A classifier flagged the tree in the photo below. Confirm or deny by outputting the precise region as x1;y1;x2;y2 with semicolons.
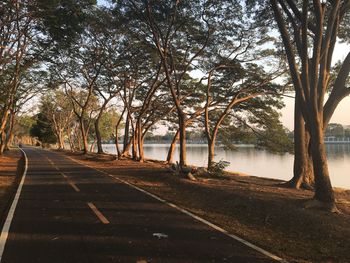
114;0;243;170
30;112;57;145
269;0;350;210
40;90;74;149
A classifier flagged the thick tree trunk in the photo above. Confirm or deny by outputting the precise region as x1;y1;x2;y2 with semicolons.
4;111;15;151
94;117;104;154
122;137;132;157
166;129;179;163
310;124;335;204
289;99;314;189
178;113;187;167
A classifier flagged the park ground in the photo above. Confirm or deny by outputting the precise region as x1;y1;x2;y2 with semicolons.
1;148;350;262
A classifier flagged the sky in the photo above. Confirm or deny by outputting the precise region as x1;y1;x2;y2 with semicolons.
281;42;350;130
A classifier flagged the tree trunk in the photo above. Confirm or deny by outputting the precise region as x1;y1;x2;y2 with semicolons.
79;118;88;154
289;99;314;189
137;121;144;162
178;113;187;167
139;136;145;162
207;138;215;169
132;129;138;160
309;123;335;204
90;138;96;153
68;132;75;152
115;108;125;159
94;117;104;154
115;125;121;158
166;129;179;163
0;131;6;155
123;116;130;152
4;111;15;151
122;138;132;157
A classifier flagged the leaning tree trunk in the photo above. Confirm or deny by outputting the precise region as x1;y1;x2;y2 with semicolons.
94;117;104;154
309;121;335;207
166;129;179;163
178;112;187;167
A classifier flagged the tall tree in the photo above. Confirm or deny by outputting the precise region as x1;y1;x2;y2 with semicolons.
269;0;350;210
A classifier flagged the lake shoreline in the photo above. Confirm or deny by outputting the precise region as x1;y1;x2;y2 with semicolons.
57;148;350;263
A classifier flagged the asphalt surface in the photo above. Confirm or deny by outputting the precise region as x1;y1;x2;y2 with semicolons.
0;147;281;263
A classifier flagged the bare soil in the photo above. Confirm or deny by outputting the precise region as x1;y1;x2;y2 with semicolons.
0;149;22;228
57;150;350;263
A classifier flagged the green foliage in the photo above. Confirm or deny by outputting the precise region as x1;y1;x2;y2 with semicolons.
98;108;121;141
255;112;293;153
31;0;97;47
208;160;230;176
325;123;346;138
15;115;36;138
30;112;57;144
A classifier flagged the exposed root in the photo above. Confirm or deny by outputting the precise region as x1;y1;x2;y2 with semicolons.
303;199;341;214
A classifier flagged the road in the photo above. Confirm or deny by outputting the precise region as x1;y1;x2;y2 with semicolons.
0;147;285;263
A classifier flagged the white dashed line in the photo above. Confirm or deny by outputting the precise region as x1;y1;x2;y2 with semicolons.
87;202;110;224
61;173;80;192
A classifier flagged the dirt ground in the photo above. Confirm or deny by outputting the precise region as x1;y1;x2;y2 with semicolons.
0;149;21;228
60;150;350;263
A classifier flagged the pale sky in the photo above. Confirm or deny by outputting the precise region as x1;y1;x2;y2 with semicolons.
281;96;350;131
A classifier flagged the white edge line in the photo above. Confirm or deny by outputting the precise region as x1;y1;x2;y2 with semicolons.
64;154;289;263
0;148;28;262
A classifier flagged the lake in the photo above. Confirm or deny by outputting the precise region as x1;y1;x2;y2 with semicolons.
102;143;350;189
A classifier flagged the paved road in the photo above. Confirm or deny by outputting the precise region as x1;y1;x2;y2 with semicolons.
0;147;282;262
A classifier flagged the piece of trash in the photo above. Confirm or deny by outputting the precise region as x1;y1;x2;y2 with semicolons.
136;260;148;263
152;233;168;239
51;237;59;241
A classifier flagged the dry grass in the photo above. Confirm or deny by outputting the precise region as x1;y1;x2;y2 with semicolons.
0;149;21;226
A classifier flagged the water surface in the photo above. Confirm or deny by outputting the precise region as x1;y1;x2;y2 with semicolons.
102;144;350;189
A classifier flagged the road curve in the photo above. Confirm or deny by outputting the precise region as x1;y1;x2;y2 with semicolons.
0;147;283;263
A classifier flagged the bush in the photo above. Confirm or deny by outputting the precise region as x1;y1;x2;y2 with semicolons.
208;160;230;176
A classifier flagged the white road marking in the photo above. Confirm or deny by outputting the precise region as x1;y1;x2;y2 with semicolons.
64;154;288;263
60;173;80;192
0;148;29;262
87;202;110;224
